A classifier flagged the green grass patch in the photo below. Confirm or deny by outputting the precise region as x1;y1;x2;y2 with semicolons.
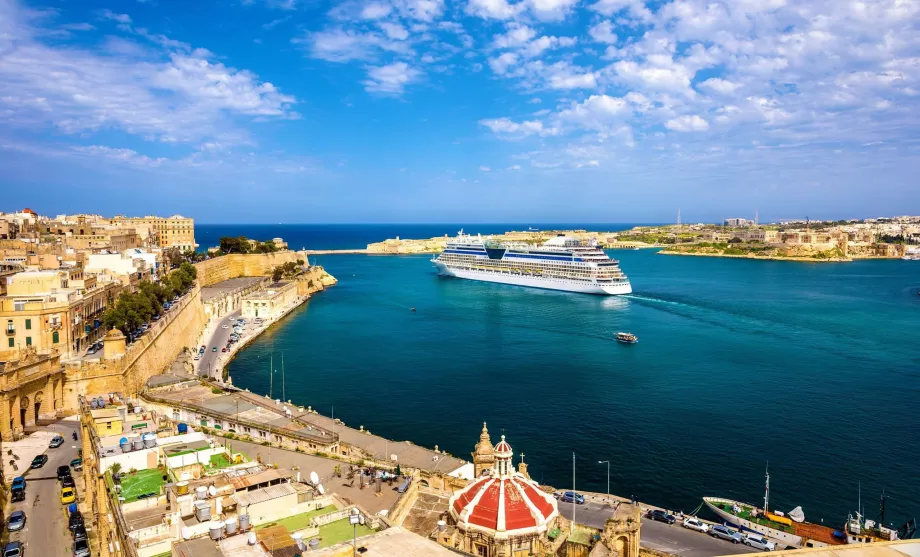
315;519;375;548
254;505;338;533
208;453;232;470
119;469;166;503
164;449;196;457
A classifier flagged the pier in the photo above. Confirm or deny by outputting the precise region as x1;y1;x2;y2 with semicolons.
304;249;368;255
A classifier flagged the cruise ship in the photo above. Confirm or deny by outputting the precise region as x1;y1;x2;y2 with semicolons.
431;231;632;295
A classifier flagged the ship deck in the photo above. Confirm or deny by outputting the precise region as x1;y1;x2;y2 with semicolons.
710;501;796;534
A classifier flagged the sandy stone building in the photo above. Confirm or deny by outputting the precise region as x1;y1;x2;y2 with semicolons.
0;350;66;440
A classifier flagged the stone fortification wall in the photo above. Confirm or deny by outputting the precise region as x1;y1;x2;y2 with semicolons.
295;265;338;296
195;251;310;287
63;285;207;408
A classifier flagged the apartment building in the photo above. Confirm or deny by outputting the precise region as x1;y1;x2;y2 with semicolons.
1;269;119;360
102;215;196;252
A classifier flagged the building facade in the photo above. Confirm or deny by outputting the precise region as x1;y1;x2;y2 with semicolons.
102;215;196;252
1;269;119;360
241;281;298;319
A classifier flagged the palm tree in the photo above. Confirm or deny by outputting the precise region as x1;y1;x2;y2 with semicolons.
110;462;122;483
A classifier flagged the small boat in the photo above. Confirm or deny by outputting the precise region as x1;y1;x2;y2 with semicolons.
410;307;416;312
616;332;638;344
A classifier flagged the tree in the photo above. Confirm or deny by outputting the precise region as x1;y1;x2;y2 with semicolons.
219;236;250;254
164;248;184;269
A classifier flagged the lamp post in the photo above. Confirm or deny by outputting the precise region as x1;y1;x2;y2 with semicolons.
598;460;610;505
349;508;360;556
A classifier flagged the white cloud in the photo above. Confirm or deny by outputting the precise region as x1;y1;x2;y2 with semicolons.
0;6;296;146
479;117;558;137
361;2;393;19
665;114;709;132
479;165;491;171
379;22;409;40
60;22;95;31
363;61;421;94
262;16;291;30
489;52;519;75
588;20;617;44
493;23;537;49
698;77;741;95
527;0;579;21
522;35;577;57
466;0;523;19
299;28;410;62
507;164;521;170
100;9;131;24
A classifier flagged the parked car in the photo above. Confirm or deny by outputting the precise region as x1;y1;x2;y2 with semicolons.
58;465;72;481
221;325;229;329
69;511;85;531
743;533;776;551
10;477;25;502
3;541;23;557
682;517;709;533
61;486;76;504
194;354;201;361
221;347;228;352
62;476;76;489
200;345;206;351
72;525;88;542
647;509;676;524
87;346;97;355
70;458;83;471
558;491;585;504
73;538;91;557
710;524;743;544
7;511;26;532
49;435;65;448
212;347;218;352
30;454;48;468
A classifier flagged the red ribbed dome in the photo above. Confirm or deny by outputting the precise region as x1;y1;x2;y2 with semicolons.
494;435;512;454
449;474;558;538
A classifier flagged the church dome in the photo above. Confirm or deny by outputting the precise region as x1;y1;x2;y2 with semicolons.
449;435;557;540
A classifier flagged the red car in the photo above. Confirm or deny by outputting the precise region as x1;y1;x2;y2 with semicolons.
221;347;227;352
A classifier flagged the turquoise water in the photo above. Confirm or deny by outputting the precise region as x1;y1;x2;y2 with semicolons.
228;247;920;528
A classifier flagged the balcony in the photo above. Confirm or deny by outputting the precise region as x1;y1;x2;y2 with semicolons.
5;327;14;336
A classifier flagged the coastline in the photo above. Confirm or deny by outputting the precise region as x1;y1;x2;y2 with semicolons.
657;250;852;263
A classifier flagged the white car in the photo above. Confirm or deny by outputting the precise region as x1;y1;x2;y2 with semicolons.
194;354;201;361
743;534;776;551
221;325;229;329
682;517;710;533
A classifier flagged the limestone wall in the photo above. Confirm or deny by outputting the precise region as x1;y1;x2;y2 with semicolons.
63;285;207;407
296;265;338;296
195;251;310;287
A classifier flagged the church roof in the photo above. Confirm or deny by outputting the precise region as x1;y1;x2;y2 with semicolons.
449;473;558;539
494;435;512;454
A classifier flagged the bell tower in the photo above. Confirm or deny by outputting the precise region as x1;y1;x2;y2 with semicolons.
471;422;495;477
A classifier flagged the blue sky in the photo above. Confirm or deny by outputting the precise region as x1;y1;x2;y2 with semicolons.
1;0;918;223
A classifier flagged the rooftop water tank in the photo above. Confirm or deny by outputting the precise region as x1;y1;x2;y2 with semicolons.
131;438;144;451
177;423;188;434
308;538;320;549
176;481;189;495
238;514;250;531
181;527;192;540
292;533;304;550
195;486;208;500
120;440;131;453
438;520;446;532
142;433;157;448
194;501;211;523
208;521;225;541
208;485;217;497
247;532;257;546
225;517;238;535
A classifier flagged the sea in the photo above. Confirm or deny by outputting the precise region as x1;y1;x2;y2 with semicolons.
206;224;920;529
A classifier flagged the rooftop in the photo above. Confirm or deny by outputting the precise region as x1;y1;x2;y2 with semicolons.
172;537;225;557
310;526;459;556
201;277;265;303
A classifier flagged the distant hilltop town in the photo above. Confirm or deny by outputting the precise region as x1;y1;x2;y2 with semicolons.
366;215;920;262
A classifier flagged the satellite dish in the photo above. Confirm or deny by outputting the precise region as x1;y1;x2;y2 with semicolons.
317;484;325;495
310;471;319;485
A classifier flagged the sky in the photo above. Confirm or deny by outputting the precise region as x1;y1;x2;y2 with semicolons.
0;0;918;224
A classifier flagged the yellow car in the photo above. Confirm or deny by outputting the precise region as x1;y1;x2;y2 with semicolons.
61;486;76;504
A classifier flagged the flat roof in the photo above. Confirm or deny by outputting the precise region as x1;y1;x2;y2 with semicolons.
201;277;265;302
172;537;224;557
310;526;459;556
232;483;296;507
91;408;121;419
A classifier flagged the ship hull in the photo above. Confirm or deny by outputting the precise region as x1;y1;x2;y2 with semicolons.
704;498;806;548
433;262;632;295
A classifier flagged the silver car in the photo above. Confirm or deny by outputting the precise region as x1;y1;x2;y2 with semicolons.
710;524;743;544
744;533;776;551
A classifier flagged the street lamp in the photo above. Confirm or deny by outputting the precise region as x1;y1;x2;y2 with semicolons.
349;508;360;556
598;461;610;505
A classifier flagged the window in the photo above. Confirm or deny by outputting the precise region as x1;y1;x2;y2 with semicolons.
52;331;59;344
25;319;31;330
7;338;13;348
25;337;31;346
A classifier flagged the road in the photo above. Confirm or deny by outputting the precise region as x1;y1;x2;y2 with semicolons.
11;420;81;557
558;500;756;557
196;309;242;378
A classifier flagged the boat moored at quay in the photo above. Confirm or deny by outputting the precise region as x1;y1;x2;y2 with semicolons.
705;470;914;549
431;231;632;295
